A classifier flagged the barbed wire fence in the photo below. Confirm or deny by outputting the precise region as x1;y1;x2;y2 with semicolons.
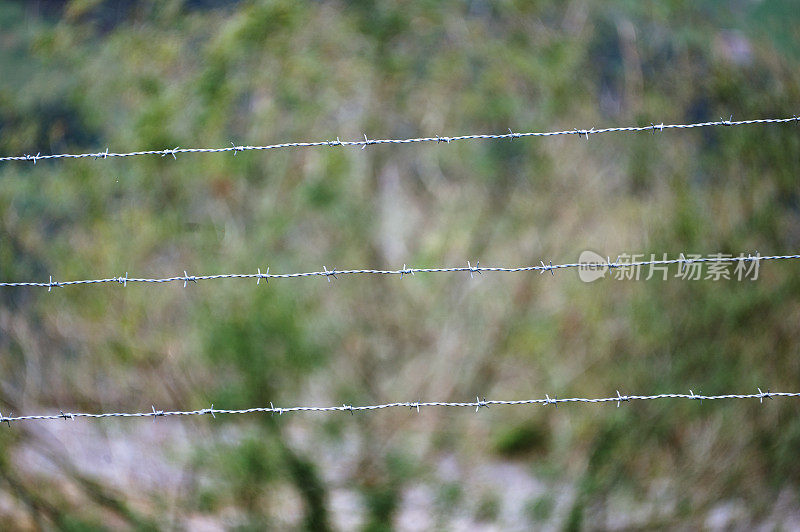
3;114;800;424
1;252;796;289
1;390;796;425
0;115;797;164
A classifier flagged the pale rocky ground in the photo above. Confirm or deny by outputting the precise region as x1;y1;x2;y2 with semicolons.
10;420;800;530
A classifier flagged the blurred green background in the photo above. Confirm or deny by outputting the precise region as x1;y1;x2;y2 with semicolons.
1;0;799;529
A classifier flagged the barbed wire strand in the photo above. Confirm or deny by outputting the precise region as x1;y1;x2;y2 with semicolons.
0;253;795;289
1;116;798;164
1;390;795;424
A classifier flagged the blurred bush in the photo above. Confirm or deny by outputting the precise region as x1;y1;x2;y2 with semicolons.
1;0;799;528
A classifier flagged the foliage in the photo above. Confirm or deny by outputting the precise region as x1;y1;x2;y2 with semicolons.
1;0;799;528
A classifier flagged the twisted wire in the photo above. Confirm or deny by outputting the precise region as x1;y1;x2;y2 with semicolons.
1;116;797;163
1;253;795;290
1;390;794;424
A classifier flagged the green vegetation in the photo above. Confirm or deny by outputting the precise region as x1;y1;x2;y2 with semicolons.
1;0;799;528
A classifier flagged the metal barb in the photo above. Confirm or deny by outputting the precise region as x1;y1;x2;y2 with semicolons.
616;390;629;407
362;134;369;150
60;411;74;421
183;271;197;288
117;273;128;287
323;266;338;282
475;396;489;412
689;390;703;404
467;260;481;279
151;405;164;423
400;264;414;279
721;115;734;126
48;275;59;292
758;388;773;403
540;260;554;276
208;404;216;419
0;411;10;428
257;267;269;285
